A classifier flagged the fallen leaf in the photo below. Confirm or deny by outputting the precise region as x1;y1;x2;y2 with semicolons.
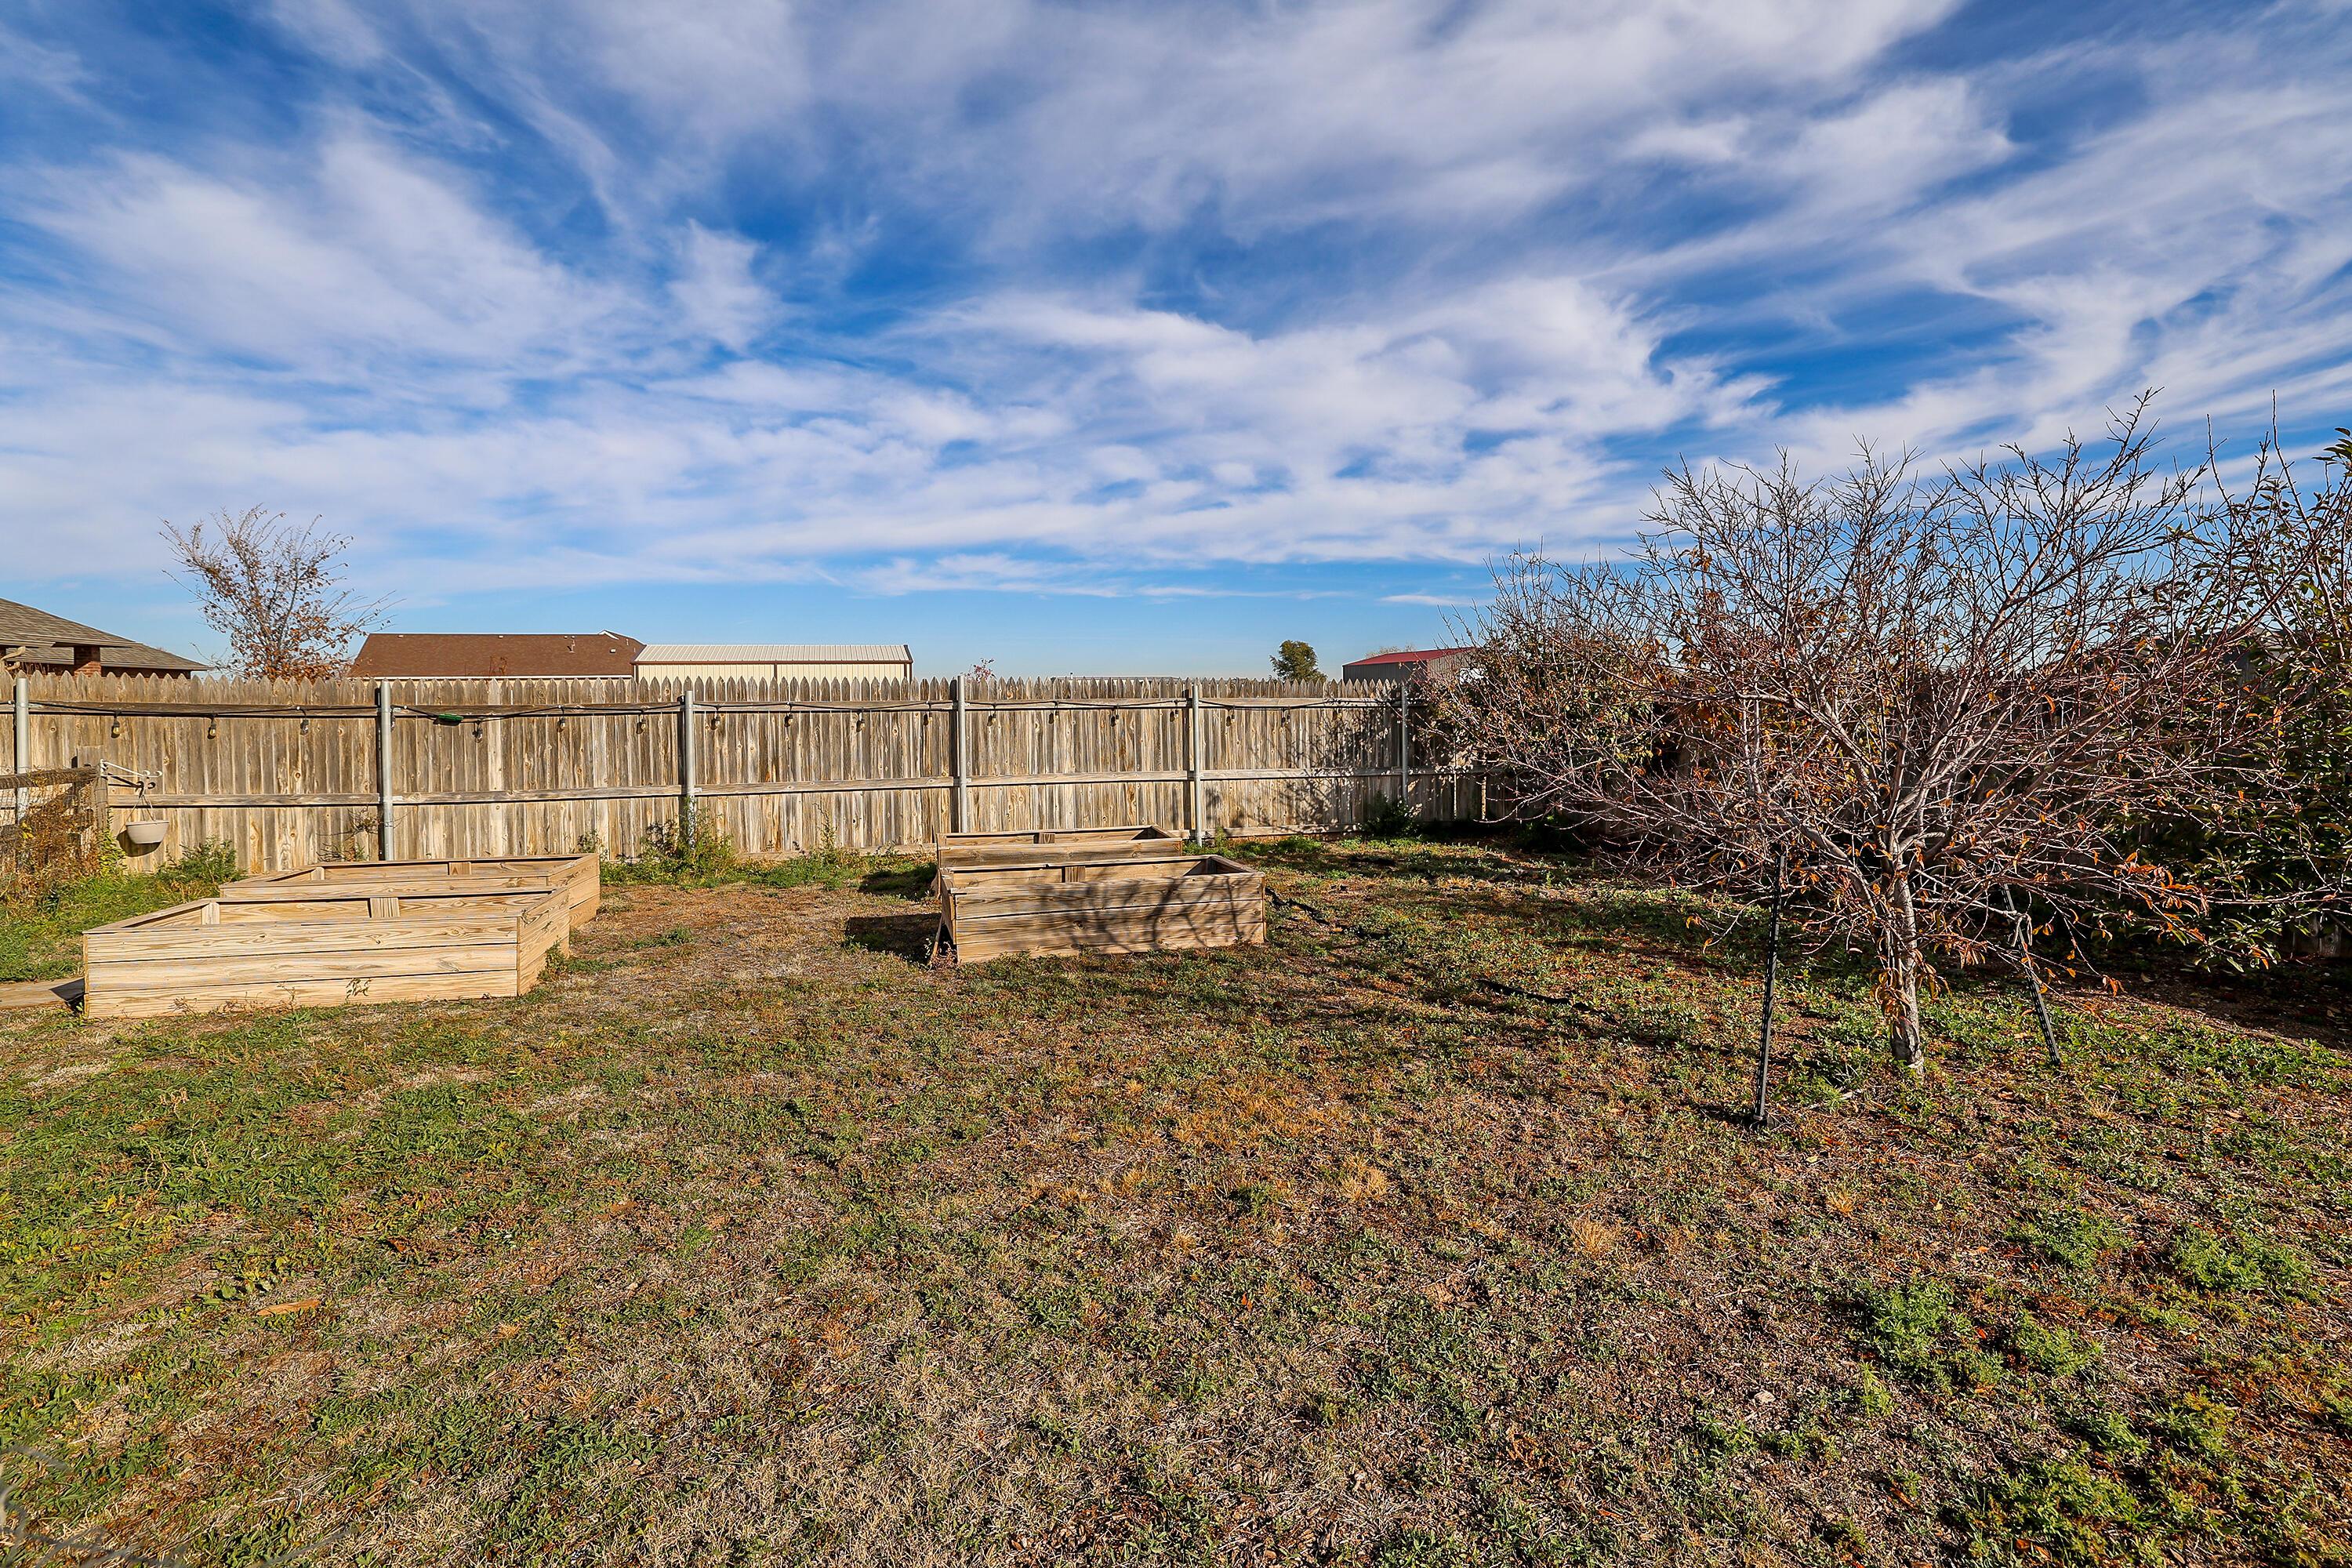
254;1297;321;1318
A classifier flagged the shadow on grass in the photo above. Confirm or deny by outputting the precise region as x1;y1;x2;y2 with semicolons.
858;863;937;901
844;912;937;964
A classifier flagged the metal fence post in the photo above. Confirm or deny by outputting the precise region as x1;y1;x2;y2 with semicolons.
12;677;28;824
375;681;394;861
1396;678;1410;819
678;689;697;846
1186;682;1205;844
950;676;970;833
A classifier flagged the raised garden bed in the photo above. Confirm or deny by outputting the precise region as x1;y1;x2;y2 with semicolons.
82;886;572;1020
936;851;1265;964
226;854;601;922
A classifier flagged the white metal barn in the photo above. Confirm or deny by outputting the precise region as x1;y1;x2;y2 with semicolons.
630;644;914;685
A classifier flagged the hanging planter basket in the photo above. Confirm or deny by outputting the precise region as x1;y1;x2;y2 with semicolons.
124;819;167;849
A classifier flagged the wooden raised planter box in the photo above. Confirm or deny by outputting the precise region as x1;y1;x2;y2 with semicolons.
226;854;601;922
938;852;1265;964
82;886;572;1021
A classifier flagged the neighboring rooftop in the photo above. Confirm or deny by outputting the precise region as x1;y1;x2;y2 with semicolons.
1343;646;1477;669
1341;646;1476;681
347;633;645;680
0;597;206;675
633;644;913;666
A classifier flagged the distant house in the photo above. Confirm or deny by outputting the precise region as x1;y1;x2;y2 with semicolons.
0;597;205;677
1341;647;1475;683
348;633;645;681
632;644;914;684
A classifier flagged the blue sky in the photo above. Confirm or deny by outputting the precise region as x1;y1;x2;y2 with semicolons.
4;0;2350;675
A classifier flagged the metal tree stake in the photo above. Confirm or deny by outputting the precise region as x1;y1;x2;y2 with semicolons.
1752;848;1786;1128
2003;884;2063;1069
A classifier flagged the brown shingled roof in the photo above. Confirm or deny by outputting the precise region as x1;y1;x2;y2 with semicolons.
0;597;206;673
347;633;646;679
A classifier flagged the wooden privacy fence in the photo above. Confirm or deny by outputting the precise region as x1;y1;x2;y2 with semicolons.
3;673;1475;875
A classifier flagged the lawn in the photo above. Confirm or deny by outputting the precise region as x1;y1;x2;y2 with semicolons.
1;837;2347;1566
0;848;232;983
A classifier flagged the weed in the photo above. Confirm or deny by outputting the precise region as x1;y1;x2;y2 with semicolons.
1954;1452;2158;1567
2166;1226;2314;1296
1613;999;1708;1052
612;804;738;881
1857;1277;1955;1377
1370;1529;1471;1567
1360;793;1417;840
2057;1402;2147;1457
2150;1392;2234;1464
2012;1208;2129;1271
1849;1367;1896;1417
2010;1315;2102;1378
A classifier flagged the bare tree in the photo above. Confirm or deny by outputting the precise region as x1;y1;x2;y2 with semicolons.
1439;399;2325;1073
162;508;384;680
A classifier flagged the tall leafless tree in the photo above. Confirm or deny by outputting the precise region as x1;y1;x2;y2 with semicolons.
163;508;385;680
1438;399;2334;1073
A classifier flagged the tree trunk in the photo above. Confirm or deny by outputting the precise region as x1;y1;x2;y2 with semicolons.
1883;872;1927;1075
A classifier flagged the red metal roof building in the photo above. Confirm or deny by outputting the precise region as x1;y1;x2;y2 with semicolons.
1340;646;1475;682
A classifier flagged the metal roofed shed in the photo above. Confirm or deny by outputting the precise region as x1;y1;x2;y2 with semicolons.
633;644;913;684
1340;647;1475;682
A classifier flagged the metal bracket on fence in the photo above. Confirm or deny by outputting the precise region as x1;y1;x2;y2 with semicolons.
1186;683;1205;844
678;689;698;847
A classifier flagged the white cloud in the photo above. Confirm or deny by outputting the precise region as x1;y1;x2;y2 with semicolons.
669;223;775;350
2;0;2349;608
12;137;628;383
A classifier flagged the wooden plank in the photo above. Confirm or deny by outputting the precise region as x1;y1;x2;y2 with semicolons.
220;875;559;905
215;901;375;924
89;945;520;990
956;910;1266;963
944;853;1204;887
0;978;82;1013
946;865;1259;911
233;855;600;920
945;881;1261;940
84;971;524;1021
86;919;525;961
939;824;1173;847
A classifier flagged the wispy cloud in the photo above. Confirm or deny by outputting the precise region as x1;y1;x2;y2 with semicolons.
1;0;2347;625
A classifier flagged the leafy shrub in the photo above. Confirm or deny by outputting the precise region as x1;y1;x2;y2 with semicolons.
612;806;737;882
1359;792;1416;840
164;839;241;884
